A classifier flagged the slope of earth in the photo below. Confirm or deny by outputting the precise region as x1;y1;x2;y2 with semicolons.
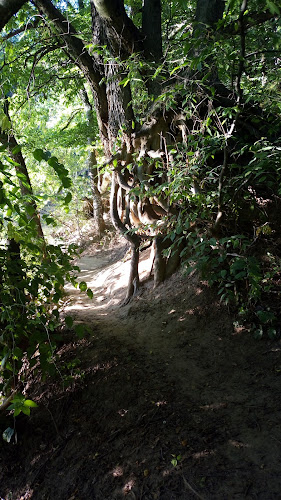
1;239;281;500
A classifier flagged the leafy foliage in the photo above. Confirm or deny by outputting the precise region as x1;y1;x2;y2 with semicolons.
0;143;87;413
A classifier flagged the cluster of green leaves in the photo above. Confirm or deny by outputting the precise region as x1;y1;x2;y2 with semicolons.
123;0;281;336
164;113;281;335
6;394;38;417
1;2;98;231
0;145;92;421
120;0;281;337
2;394;38;443
0;4;100;423
183;232;279;338
9;91;95;206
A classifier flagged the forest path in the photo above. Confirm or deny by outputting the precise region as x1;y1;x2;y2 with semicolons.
60;242;281;499
2;242;281;500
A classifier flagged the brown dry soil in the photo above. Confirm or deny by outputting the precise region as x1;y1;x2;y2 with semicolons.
1;240;281;500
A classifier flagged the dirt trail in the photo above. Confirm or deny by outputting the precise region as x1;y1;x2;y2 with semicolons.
1;242;281;500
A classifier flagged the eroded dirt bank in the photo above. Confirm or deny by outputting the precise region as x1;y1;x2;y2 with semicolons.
1;242;281;499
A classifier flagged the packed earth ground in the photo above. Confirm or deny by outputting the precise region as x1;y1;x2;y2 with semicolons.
1;234;281;500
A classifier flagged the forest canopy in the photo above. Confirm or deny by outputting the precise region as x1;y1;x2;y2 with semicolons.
0;0;281;410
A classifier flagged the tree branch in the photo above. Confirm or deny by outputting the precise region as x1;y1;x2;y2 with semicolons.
236;0;248;103
25;43;62;97
33;0;109;140
1;17;40;40
59;109;83;131
220;9;277;36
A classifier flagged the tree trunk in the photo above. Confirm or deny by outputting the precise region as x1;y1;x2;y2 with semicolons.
1;104;45;243
79;87;105;235
110;171;140;303
0;0;27;31
91;0;142;58
195;0;225;27
142;0;163;95
89;151;106;236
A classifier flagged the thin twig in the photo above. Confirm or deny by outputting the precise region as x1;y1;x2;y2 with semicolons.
182;475;206;500
44;404;63;441
0;391;16;413
213;145;228;233
236;0;248;103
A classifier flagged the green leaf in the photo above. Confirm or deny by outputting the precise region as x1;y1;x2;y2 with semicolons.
234;271;247;280
48;156;59;168
256;310;276;324
230;259;246;275
23;399;38;408
65;316;74;328
79;281;87;292
26;204;35;216
254;327;263;339
0;115;11;131
170;65;181;76
4;156;20;167
33;149;45;161
16;171;27;181
21;406;30;416
62;176;72;189
12;145;21;154
87;288;94;299
119;77;130;87
42;215;56;226
1;352;10;370
268;327;277;339
75;324;85;339
266;0;280;14
64;192;72;204
52;293;61;303
9;393;25;404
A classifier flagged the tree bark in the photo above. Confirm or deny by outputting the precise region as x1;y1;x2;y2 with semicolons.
105;61;135;148
110;171;140;303
195;0;225;27
142;0;162;62
91;1;135;147
0;0;27;31
142;0;163;96
91;0;142;58
79;87;105;235
0;104;45;242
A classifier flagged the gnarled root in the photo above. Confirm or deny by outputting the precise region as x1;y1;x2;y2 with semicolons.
153;235;183;287
153;236;166;287
122;242;140;306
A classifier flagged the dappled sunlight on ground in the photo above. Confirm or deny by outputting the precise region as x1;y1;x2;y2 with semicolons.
2;241;281;499
64;245;152;317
